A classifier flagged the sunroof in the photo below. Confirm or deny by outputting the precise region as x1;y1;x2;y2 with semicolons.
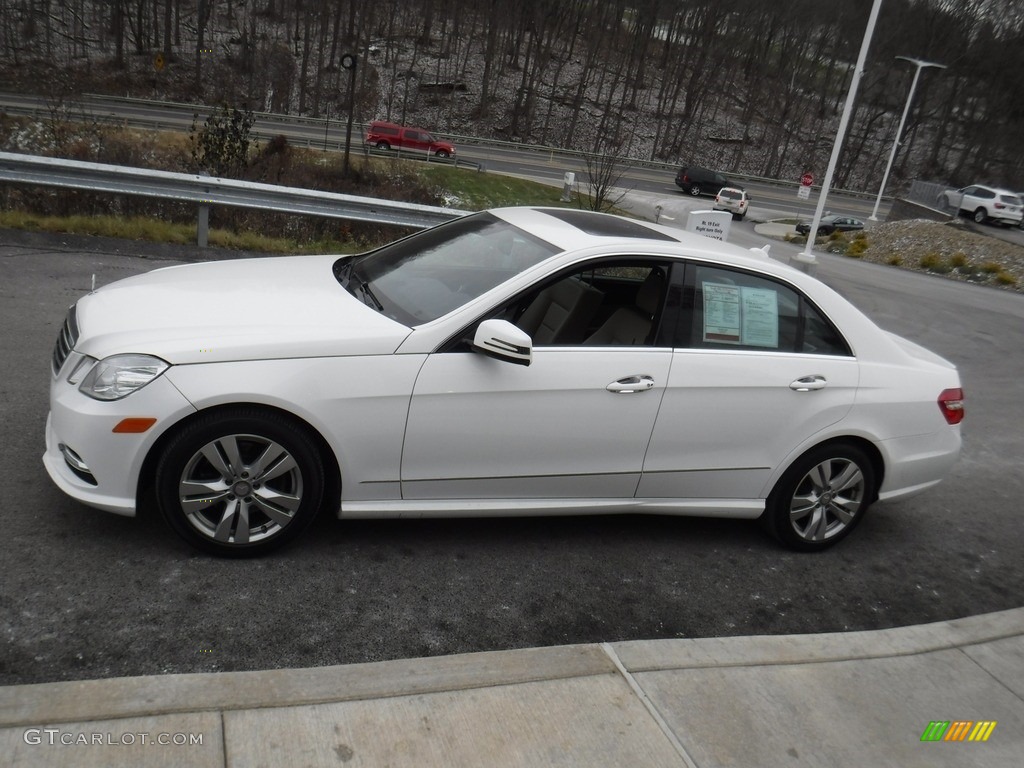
541;208;680;242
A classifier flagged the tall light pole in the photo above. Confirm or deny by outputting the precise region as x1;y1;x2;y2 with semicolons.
869;56;946;221
796;0;884;267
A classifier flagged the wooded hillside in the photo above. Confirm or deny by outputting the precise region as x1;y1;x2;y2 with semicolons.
2;0;1022;191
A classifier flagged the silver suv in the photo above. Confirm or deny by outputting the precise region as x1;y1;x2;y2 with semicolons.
938;185;1023;227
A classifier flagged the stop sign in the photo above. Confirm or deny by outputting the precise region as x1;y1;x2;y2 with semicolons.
800;172;814;187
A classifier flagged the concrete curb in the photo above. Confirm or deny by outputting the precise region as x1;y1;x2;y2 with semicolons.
4;607;1021;728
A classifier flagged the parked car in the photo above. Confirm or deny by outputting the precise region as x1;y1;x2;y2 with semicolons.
795;215;865;237
45;208;963;557
365;120;455;158
675;166;733;197
937;185;1023;227
713;187;751;220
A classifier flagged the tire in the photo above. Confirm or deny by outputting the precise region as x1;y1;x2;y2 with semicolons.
375;141;390;150
435;149;450;158
688;184;702;196
973;208;988;224
155;408;325;557
763;442;875;551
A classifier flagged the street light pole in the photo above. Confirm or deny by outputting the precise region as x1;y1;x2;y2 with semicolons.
796;0;884;267
869;56;946;221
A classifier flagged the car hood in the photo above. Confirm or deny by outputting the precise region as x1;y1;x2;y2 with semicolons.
73;254;412;364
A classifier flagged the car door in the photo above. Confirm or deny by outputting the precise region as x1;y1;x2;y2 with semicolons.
402;129;429;152
638;262;859;501
401;260;676;500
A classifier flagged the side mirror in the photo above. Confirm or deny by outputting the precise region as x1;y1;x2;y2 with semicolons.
472;319;532;366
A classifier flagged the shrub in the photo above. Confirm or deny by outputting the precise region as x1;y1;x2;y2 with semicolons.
846;238;868;257
980;261;1003;274
996;272;1018;286
950;251;969;268
886;254;902;266
920;252;950;273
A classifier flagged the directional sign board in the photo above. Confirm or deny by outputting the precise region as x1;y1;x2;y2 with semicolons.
686;210;731;241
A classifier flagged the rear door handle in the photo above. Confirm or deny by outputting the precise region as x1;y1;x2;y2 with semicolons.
607;375;655;394
790;375;827;391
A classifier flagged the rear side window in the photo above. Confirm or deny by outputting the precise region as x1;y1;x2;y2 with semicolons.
999;194;1021;205
677;264;851;356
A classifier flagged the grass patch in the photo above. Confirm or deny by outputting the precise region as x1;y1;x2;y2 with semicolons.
0;210;356;254
422;165;567;209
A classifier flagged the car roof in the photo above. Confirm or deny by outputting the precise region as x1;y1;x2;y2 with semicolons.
968;184;1018;195
488;207;781;273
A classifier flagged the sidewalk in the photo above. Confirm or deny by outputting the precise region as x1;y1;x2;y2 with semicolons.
3;608;1021;767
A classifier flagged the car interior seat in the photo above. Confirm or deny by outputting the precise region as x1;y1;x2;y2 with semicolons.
516;277;604;345
584;269;665;346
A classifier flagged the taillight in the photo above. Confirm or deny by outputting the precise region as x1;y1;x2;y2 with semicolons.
938;388;964;425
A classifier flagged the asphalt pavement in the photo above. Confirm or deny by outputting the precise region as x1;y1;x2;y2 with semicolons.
2;201;1023;766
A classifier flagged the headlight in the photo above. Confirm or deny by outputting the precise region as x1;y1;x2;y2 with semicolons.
79;354;170;401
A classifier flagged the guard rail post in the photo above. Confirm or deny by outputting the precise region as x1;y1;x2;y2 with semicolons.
197;173;210;247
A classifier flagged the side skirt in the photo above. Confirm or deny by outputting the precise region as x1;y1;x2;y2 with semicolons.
338;498;764;520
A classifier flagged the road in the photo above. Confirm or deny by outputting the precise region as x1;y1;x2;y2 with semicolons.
1;220;1022;687
0;90;883;221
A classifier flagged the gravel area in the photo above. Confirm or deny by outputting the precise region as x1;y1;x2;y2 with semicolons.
854;219;1024;292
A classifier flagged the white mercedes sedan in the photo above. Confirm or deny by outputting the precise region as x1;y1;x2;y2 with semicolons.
44;207;964;556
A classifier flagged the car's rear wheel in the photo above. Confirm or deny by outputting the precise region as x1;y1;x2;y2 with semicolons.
688;185;701;196
155;408;325;557
973;208;988;224
375;141;390;150
763;442;875;551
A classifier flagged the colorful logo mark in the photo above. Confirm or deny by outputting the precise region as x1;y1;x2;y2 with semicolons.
921;721;997;742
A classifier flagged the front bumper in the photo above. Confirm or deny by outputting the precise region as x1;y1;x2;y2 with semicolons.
43;361;196;516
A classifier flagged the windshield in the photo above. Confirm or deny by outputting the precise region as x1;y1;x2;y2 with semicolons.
335;212;560;326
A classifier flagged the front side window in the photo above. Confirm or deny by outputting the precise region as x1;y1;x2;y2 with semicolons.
336;213;560;326
679;264;851;356
496;259;674;347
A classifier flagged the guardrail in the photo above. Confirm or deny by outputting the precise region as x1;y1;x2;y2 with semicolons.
0;151;466;245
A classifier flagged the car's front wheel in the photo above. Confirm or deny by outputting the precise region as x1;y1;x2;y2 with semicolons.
155;408;325;557
435;149;450;158
763;442;875;551
375;141;391;150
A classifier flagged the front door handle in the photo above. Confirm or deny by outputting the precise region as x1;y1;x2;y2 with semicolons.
607;375;655;394
790;375;827;391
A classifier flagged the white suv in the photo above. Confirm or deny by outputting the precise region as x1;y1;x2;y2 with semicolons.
713;187;750;220
938;185;1023;227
